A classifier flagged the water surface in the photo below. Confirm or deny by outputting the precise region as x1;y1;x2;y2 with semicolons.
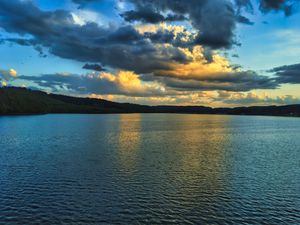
0;114;299;224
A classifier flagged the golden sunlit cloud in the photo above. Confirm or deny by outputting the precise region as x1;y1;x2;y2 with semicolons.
89;90;299;107
99;70;165;95
1;81;7;86
89;91;218;106
135;23;196;42
135;23;234;80
156;46;233;79
9;69;17;77
0;68;17;82
215;91;300;106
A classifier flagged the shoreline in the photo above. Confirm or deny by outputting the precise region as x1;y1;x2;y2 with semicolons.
1;87;300;117
0;112;299;118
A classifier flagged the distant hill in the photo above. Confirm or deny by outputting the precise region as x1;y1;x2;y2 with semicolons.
0;87;299;116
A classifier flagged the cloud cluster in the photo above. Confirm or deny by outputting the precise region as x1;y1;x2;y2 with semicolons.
0;0;299;105
19;71;166;97
123;0;238;49
0;0;279;93
18;68;299;106
236;0;298;15
20;60;300;104
122;0;298;49
0;1;181;74
0;68;17;86
19;64;277;97
90;90;300;106
270;63;300;84
155;71;277;92
216;91;300;105
259;0;295;16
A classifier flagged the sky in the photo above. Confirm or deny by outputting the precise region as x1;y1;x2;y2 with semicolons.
0;0;300;107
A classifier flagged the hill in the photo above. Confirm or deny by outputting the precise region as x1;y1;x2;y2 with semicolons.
0;87;299;116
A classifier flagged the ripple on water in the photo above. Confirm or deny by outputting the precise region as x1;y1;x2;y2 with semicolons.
0;114;299;224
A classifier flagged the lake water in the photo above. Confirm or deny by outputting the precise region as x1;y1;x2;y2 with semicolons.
0;114;299;224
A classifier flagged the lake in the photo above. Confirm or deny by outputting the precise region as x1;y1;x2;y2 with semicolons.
0;114;299;224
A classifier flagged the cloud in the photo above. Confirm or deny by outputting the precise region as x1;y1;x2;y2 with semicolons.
236;0;298;16
15;66;296;106
0;0;297;54
83;63;106;71
71;9;105;26
236;0;296;13
14;36;279;94
122;9;186;24
156;72;277;92
259;0;295;16
136;23;196;49
270;63;300;84
9;69;17;77
0;0;297;71
0;68;17;81
216;91;300;105
235;0;254;12
124;0;239;49
89;90;300;106
236;15;254;25
19;71;166;97
3;38;47;57
1;81;7;87
18;64;278;97
89;91;216;106
123;0;298;49
1;0;298;105
146;45;278;92
0;1;191;74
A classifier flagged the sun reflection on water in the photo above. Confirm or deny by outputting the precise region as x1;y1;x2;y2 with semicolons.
117;114;141;175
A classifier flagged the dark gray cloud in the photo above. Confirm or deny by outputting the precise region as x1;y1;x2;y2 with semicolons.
1;0;296;66
193;0;237;49
143;29;195;51
2;38;47;56
125;0;238;49
0;0;191;74
236;15;254;25
154;70;278;92
270;63;300;84
124;0;299;49
236;0;298;16
140;68;278;92
122;9;186;23
83;63;106;71
260;0;294;16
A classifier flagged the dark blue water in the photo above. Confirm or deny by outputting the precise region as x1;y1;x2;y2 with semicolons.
0;114;299;224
